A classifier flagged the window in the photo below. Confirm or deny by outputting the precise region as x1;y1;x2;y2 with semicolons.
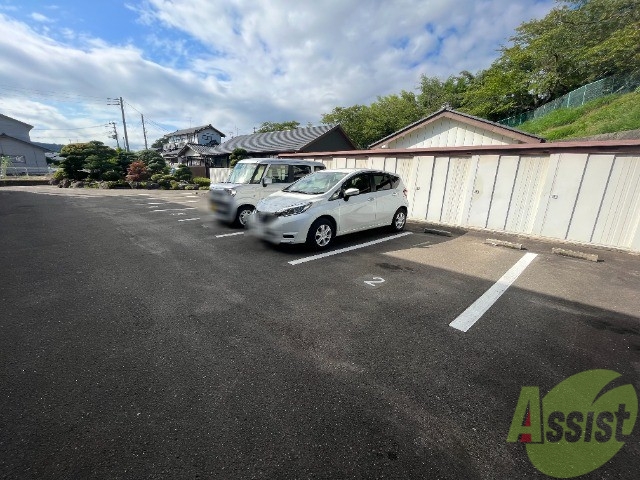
250;164;267;184
373;174;391;191
292;165;312;181
342;173;371;194
264;164;290;183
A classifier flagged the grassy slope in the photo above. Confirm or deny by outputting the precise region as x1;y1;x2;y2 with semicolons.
516;91;640;140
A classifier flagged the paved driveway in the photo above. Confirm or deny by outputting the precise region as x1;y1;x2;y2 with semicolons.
1;186;639;479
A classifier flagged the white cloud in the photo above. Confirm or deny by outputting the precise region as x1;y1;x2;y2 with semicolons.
30;12;53;23
0;1;556;150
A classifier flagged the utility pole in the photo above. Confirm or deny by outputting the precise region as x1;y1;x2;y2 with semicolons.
108;97;130;152
108;122;120;149
141;114;148;150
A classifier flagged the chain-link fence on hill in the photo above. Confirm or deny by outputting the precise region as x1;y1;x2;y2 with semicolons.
500;72;640;128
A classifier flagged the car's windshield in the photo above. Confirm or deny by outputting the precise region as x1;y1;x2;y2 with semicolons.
283;171;348;195
226;163;257;184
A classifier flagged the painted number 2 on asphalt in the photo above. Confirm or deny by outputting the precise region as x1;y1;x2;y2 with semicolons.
364;277;385;288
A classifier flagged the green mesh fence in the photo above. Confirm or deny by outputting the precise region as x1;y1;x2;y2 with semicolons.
500;72;640;127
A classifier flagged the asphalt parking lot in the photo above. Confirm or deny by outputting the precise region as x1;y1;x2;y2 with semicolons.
2;186;639;479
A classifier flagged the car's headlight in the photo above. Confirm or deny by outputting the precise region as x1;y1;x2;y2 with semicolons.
275;202;312;217
224;188;237;197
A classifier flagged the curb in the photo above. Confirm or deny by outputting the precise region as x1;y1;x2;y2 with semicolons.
424;228;453;237
0;180;50;187
485;238;524;250
551;247;599;262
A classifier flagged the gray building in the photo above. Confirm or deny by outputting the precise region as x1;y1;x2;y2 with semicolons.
0;114;49;175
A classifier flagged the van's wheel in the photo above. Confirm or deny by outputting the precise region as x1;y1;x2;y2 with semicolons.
235;205;254;227
307;218;334;250
390;208;407;232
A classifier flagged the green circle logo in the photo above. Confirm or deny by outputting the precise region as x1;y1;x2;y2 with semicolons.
507;369;638;478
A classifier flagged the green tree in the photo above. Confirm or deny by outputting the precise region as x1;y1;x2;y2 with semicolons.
322;91;422;148
462;51;537;119
256;121;300;133
137;149;168;174
509;0;639;98
151;136;169;149
59;141;116;180
418;72;474;114
462;0;640;118
321;105;369;148
229;148;249;167
113;150;137;177
174;164;192;181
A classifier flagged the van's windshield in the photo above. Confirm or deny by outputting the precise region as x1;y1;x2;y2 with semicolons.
226;163;258;184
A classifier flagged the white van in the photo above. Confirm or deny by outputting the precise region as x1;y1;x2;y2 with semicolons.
209;158;326;226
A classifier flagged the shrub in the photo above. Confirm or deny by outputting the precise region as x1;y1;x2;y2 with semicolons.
52;169;66;180
102;170;121;181
170;180;180;190
158;178;171;189
150;173;164;182
106;180;131;189
174;164;192;181
192;176;210;188
126;161;149;182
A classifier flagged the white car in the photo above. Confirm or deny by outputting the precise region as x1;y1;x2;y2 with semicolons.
209;158;326;227
246;168;409;249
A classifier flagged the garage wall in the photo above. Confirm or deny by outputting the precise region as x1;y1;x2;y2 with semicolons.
386;117;516;149
308;152;640;252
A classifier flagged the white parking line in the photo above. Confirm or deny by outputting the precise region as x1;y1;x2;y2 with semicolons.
288;232;413;265
147;202;165;205
449;252;538;333
215;232;245;238
185;200;198;203
150;207;196;212
178;217;201;222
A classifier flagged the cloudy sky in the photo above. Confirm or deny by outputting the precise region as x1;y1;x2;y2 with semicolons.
0;0;556;150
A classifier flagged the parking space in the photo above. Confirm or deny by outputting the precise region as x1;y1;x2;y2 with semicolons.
9;185;640;337
12;186;640;326
3;186;640;479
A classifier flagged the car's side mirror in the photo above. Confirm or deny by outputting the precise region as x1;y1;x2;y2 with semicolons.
262;177;272;187
343;187;359;201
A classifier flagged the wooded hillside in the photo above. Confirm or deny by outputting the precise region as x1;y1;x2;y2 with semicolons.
321;0;639;147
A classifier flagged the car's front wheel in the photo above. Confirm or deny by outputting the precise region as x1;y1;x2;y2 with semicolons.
307;218;334;250
390;208;407;232
235;205;254;227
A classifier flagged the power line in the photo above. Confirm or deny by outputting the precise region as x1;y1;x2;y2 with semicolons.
123;100;172;133
33;124;110;131
0;83;108;103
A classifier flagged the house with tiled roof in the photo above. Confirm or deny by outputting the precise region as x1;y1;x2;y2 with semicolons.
0;113;49;175
369;107;544;150
175;124;356;168
161;124;226;162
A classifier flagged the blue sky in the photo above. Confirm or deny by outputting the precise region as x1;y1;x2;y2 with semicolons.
0;1;556;150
